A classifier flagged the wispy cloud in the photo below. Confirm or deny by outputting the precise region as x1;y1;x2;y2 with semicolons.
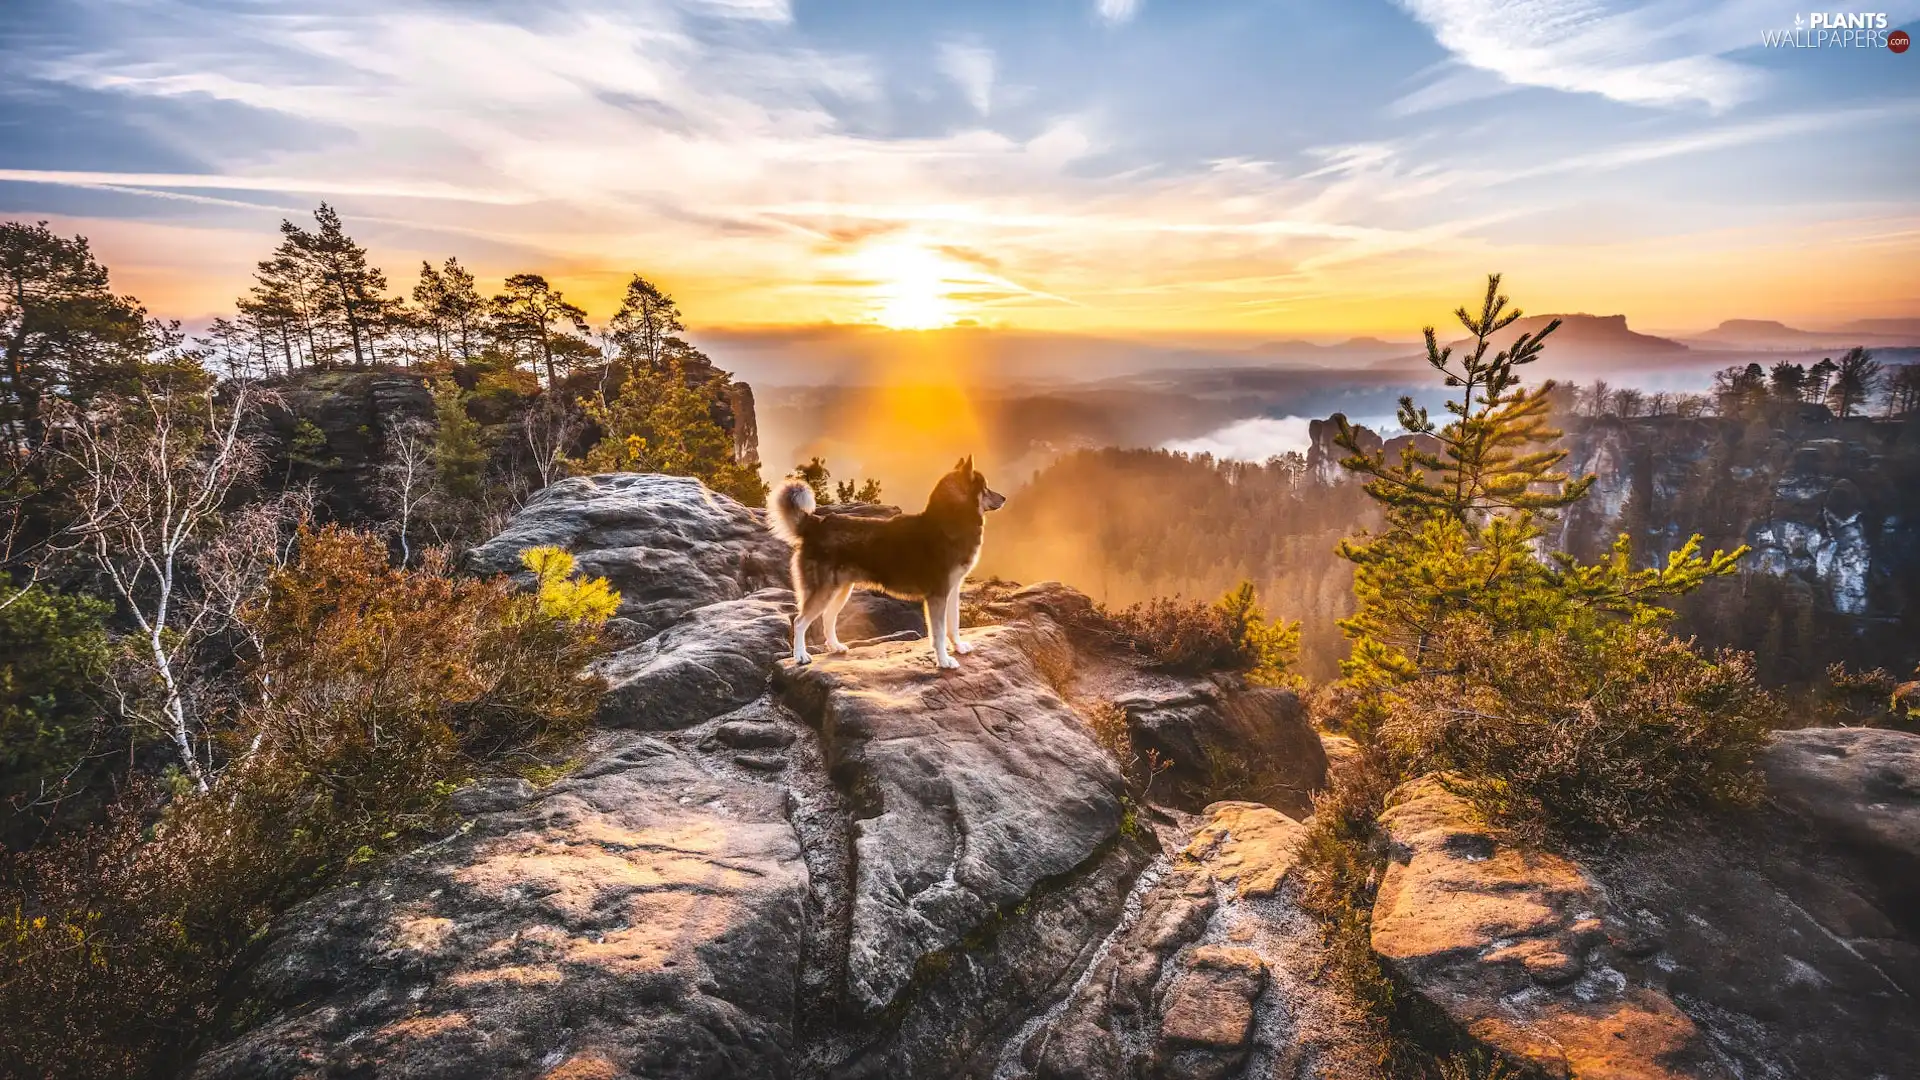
3;0;1914;334
1392;0;1766;110
1097;0;1142;27
939;40;995;115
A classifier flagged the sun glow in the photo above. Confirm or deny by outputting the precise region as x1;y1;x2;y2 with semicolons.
857;242;964;330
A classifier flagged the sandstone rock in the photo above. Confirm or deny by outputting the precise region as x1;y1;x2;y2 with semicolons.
191;734;809;1080
1763;725;1920;913
1373;776;1718;1080
593;593;792;729
464;473;790;638
776;623;1126;1012
1160;946;1267;1046
1177;801;1307;899
266;371;437;523
1114;682;1327;818
1574;727;1920;1079
1027;802;1374;1080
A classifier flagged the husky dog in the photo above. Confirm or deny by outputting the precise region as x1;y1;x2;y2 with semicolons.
767;456;1006;669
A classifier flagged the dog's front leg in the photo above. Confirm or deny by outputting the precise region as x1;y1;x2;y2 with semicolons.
925;593;960;670
946;581;971;655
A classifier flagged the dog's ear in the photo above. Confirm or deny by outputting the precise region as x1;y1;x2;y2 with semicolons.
954;456;969;473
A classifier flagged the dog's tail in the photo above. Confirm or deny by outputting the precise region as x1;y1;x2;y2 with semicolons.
766;479;816;545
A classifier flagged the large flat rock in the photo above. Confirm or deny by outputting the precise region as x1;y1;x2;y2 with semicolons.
1374;777;1719;1080
465;473;790;638
1763;725;1920;913
191;735;810;1080
776;622;1126;1012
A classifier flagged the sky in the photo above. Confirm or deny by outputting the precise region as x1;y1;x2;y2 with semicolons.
3;0;1918;338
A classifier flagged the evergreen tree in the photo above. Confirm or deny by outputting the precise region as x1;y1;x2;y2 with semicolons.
411;257;486;362
1;221;155;454
1334;275;1744;690
1768;361;1807;402
607;274;684;374
1805;357;1838;404
1885;363;1920;417
491;273;589;386
1828;346;1882;419
280;204;401;368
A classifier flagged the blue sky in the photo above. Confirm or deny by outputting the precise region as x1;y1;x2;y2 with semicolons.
2;0;1916;333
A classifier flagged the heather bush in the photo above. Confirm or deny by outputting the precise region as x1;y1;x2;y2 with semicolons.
0;527;610;1078
1384;620;1776;840
1101;581;1300;684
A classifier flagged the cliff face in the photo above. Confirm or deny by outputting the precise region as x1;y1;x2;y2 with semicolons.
1557;413;1919;667
189;474;1920;1080
1307;409;1920;671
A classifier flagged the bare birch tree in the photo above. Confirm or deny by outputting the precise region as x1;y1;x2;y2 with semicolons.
378;418;435;565
57;382;271;791
522;396;581;490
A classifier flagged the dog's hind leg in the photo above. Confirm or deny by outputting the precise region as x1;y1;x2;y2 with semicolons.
925;592;959;670
792;584;832;666
945;580;971;655
821;583;855;654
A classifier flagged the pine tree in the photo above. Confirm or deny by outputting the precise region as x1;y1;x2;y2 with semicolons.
1;221;155;454
282;205;401;368
1334;275;1745;689
1828;346;1882;419
412;257;486;363
491;274;589;387
607;275;684;374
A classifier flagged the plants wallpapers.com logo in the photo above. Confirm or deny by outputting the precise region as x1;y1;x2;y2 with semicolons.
1762;12;1909;49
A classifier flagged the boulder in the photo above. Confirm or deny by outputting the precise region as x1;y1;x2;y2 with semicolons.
191;734;810;1080
1153;945;1268;1079
1376;734;1920;1080
1763;725;1920;916
1027;799;1377;1080
1177;800;1307;899
592;593;792;729
1113;682;1327;818
465;473;790;638
1373;776;1719;1080
776;622;1126;1012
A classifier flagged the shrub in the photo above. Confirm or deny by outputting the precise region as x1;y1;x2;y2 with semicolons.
0;527;611;1078
1101;582;1300;683
1;586;113;844
1384;620;1776;840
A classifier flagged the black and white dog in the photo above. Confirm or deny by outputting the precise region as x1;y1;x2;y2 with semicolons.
767;456;1005;669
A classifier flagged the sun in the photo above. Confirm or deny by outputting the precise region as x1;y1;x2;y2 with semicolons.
858;242;962;330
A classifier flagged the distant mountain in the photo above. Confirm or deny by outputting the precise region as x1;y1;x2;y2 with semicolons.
1827;317;1920;340
1680;317;1920;351
1373;313;1693;375
1244;336;1412;362
1692;319;1825;347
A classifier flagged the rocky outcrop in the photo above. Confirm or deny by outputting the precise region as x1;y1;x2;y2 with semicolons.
197;475;1345;1080
1304;414;1442;487
1114;682;1326;818
1377;728;1920;1080
776;624;1127;1012
1555;414;1919;648
1017;801;1377;1080
1374;777;1719;1080
262;370;436;521
261;365;761;524
192;733;811;1080
192;471;1920;1080
465;473;792;638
